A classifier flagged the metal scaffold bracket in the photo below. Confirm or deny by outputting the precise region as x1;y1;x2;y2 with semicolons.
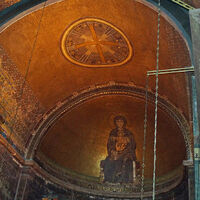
170;0;195;10
147;66;194;75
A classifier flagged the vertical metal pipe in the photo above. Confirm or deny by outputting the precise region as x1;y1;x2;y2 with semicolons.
152;0;161;199
14;170;22;200
21;176;28;200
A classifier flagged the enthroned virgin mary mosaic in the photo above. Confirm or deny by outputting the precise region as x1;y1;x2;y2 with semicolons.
100;116;137;183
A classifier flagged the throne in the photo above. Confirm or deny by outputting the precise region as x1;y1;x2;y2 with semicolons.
99;160;138;183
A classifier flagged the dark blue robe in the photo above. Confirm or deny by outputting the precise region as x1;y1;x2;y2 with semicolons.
101;128;136;183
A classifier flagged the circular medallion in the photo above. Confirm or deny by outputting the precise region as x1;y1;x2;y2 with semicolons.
61;18;133;67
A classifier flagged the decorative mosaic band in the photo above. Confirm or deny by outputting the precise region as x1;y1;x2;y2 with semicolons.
0;46;44;155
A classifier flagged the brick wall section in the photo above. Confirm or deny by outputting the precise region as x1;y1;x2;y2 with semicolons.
0;143;21;200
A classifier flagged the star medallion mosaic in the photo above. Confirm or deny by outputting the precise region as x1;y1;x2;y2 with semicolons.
61;18;133;67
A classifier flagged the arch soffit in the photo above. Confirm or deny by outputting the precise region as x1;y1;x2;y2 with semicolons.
25;83;192;161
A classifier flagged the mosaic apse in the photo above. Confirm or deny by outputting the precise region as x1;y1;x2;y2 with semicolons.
61;18;133;67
